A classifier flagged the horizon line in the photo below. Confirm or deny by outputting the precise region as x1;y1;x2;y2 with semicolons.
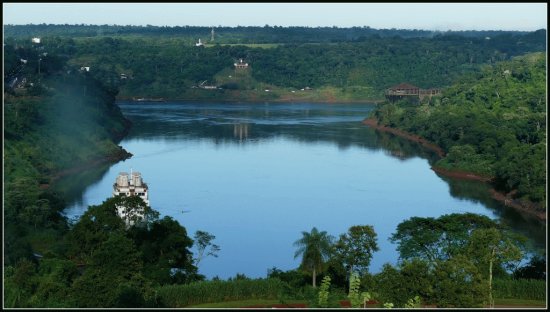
4;23;547;33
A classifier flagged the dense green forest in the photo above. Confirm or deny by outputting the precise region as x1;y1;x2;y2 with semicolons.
3;25;547;308
4;26;545;100
4;24;534;42
4;42;131;267
370;52;546;210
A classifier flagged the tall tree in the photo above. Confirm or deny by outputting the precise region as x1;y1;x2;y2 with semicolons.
293;227;334;287
334;225;379;289
467;228;523;308
390;213;498;264
432;255;488;308
193;230;220;267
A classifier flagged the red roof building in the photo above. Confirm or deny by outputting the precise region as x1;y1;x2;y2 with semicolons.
387;83;420;95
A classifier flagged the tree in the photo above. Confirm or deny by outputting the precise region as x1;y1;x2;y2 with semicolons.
294;227;335;287
129;216;200;285
70;233;152;307
333;225;379;290
467;228;523;308
390;213;498;264
109;195;159;228
374;263;408;307
432;255;488;308
513;254;546;280
193;230;220;267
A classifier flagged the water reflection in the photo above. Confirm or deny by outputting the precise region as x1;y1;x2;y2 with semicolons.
233;123;250;142
54;162;112;209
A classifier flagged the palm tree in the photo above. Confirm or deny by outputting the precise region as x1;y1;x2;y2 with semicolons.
293;227;335;287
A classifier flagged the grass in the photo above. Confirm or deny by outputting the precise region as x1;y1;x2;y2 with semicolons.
187;299;306;308
493;298;547;307
187;298;547;308
204;43;280;49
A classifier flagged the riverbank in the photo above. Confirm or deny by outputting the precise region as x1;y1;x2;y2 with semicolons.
40;147;133;189
362;117;546;223
362;118;446;157
43;118;134;189
117;86;385;104
117;96;383;104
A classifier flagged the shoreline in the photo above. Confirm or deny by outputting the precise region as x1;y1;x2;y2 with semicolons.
116;96;384;105
362;118;446;157
40;147;133;189
431;166;493;183
362;117;546;223
41;117;134;190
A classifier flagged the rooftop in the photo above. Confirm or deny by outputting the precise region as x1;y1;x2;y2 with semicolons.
389;83;418;90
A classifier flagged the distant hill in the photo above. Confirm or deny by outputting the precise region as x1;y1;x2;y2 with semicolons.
4;27;544;101
4;24;541;43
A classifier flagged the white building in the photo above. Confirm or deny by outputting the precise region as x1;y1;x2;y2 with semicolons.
113;171;149;226
234;59;249;69
195;38;204;47
32;37;41;44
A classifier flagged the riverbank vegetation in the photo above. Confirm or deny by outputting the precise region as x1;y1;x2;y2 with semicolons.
4;42;132;269
369;52;546;213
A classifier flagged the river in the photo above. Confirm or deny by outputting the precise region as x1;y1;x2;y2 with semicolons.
58;101;545;279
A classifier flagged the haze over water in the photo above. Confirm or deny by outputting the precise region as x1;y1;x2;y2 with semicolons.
60;101;544;279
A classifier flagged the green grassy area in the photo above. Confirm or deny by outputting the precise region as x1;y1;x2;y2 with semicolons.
204;43;280;49
152;297;550;308
494;298;547;307
188;299;306;308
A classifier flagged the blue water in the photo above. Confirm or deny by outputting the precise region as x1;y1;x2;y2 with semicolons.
61;101;544;279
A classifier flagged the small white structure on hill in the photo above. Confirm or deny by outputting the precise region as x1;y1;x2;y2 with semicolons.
195;38;204;47
234;59;249;69
113;171;149;226
32;37;41;44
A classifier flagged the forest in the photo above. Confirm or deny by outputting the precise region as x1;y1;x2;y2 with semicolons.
3;26;545;100
4;24;534;42
370;52;546;211
3;25;547;308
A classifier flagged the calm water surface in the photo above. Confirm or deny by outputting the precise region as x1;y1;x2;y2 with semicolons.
60;101;545;279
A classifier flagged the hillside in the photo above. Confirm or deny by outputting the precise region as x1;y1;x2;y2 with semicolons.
3;27;545;101
4;42;132;265
4;24;536;42
368;52;546;215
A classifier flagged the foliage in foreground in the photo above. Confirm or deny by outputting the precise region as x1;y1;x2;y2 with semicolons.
492;278;546;301
156;278;287;307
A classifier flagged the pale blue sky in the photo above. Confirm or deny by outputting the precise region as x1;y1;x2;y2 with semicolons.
3;3;547;31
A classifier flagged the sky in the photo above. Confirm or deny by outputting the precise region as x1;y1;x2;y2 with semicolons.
3;3;547;31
